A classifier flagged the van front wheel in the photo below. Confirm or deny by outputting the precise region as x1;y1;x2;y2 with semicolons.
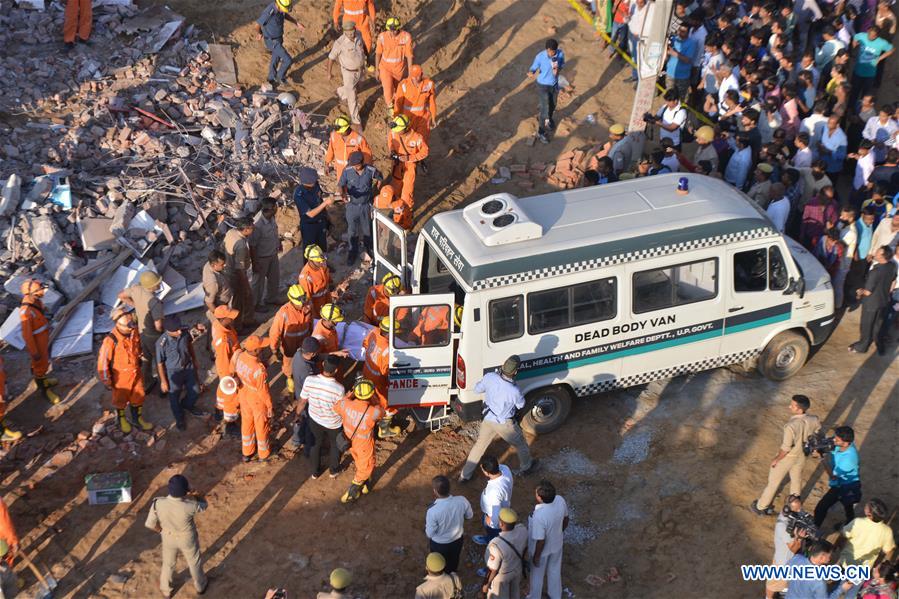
758;331;809;381
521;386;572;435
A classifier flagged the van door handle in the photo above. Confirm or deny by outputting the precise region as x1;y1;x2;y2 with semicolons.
393;361;410;368
728;306;744;313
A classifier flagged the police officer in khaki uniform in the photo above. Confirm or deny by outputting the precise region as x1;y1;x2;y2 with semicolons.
118;271;165;391
327;20;367;125
224;217;255;329
250;200;282;310
483;508;528;599
751;394;821;515
145;474;209;598
202;250;233;325
414;552;462;599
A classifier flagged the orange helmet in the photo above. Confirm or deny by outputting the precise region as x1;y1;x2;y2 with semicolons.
410;64;423;79
375;186;395;210
20;278;47;296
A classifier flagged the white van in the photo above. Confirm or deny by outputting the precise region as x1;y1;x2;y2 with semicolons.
372;174;835;433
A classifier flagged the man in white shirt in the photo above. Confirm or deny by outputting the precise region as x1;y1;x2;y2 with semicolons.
869;213;899;259
766;182;790;233
527;480;569;599
835;206;859;308
474;455;514;547
715;63;740;114
624;0;649;82
425;475;473;573
792;133;813;168
862;106;899;164
655;89;687;148
297;355;345;478
851;140;876;198
699;36;725;95
799;101;828;152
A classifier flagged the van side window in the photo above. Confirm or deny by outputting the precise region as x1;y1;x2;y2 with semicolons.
527;279;617;334
489;296;523;342
633;258;717;313
769;246;788;290
733;247;789;292
393;305;451;348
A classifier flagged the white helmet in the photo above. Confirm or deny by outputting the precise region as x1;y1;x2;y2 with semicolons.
219;376;238;395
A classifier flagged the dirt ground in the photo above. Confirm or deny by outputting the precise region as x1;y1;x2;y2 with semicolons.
2;0;898;598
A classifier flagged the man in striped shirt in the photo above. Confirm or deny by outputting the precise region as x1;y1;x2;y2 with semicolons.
298;355;345;478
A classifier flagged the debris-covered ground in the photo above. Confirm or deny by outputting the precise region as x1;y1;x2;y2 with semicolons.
0;0;897;598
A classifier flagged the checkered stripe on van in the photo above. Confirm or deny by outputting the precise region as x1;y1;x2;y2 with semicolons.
573;349;761;397
471;227;776;290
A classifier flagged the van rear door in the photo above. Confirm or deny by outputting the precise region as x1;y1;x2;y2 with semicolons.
372;211;410;288
387;294;456;409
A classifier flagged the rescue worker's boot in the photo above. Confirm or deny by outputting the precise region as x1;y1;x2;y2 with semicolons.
286;376;295;394
35;377;61;405
130;405;153;431
360;479;370;495
347;238;359;265
117;408;132;434
0;420;22;442
340;480;365;503
43;376;59;387
377;417;401;439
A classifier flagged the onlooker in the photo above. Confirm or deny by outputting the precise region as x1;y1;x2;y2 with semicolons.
526;480;568;599
818;115;848;179
850;245;898;354
813;426;861;528
654;89;688;149
747;163;774;207
665;23;697;100
288;336;320;451
474;455;513;547
854;561;899;599
800;185;840;248
297;355;345;478
425;475;473;574
766;494;806;599
317;568;351;599
766;183;791;233
835;205;859;308
414;553;462;599
863;105;899;164
850;25;894;106
785;540;853;599
725;134;753;190
837;498;896;567
528;39;565;143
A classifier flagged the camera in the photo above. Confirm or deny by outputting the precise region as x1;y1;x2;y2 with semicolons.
803;431;835;456
784;509;819;540
668;35;678;47
642;112;657;123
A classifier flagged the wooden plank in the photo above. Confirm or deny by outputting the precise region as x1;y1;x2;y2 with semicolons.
208;43;238;86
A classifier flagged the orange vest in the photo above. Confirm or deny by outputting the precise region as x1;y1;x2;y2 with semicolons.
395;77;436;119
299;263;332;313
387;129;428;162
312;320;340;354
269;303;312;356
393;200;413;229
324;130;372;171
230;350;273;411
333;0;375;26
211;321;239;378
362;328;389;381
412;306;448;345
363;284;390;324
333;397;384;441
19;298;50;355
97;327;142;386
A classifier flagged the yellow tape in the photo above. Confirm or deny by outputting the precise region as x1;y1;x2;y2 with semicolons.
565;0;714;126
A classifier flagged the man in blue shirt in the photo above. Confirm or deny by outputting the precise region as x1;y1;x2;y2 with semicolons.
338;152;383;265
813;426;861;528
293;167;334;260
665;24;697;101
528;39;565;144
785;540;853;599
256;0;304;87
156;316;202;431
850;26;894;107
459;356;535;482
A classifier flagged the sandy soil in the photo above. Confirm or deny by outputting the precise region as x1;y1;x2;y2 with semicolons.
2;0;898;598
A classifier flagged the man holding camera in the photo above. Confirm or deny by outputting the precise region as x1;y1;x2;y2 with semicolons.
813;426;861;528
664;24;697;101
648;90;688;150
767;494;808;599
751;395;820;517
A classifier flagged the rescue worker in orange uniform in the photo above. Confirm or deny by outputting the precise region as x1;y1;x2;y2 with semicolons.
361;317;401;438
312;304;350;358
333;378;384;503
373;185;413;234
63;0;92;49
0;358;22;442
411;305;451;346
0;497;17;564
375;17;414;114
19;279;60;404
325;115;372;182
270;285;313;393
387;115;429;207
363;273;404;325
97;306;153;434
394;64;438;144
332;0;376;52
231;335;274;462
211;305;241;435
298;245;333;315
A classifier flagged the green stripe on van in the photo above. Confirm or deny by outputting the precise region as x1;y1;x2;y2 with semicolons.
724;312;792;334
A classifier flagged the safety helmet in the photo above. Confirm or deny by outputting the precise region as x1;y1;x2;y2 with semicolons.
353;378;376;400
304;244;326;264
379;316;399;334
287;284;308;306
20;278;47;296
139;270;161;290
409;64;423;79
333;115;351;134
276;0;292;12
390;114;410;132
382;273;402;296
453;304;463;327
219;376;238;395
110;305;135;323
320;303;344;323
385;16;401;30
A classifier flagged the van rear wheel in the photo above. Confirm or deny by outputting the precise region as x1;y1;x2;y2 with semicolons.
521;386;572;435
758;331;809;381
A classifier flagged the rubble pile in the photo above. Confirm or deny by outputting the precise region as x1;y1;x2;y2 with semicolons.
0;1;328;352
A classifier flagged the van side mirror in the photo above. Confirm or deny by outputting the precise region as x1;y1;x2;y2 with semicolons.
783;277;806;299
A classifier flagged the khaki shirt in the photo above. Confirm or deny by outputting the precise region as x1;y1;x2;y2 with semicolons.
126;284;163;335
414;572;461;599
487;524;529;594
224;229;250;273
202;262;233;306
746;180;772;208
329;32;366;71
145;495;207;539
315;592;347;599
693;143;720;173
782;413;821;458
251;213;280;258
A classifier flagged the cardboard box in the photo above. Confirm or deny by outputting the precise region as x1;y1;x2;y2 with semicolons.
86;472;132;505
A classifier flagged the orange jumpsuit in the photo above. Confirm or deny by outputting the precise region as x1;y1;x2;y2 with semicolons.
298;263;332;315
97;328;145;409
212;321;240;421
387;128;429;207
232;350;273;459
20;298;51;378
312;320;340;355
361;328;390;410
64;0;92;44
333;397;383;482
394;76;437;143
393;200;413;230
363;284;390;324
269;303;313;377
412;306;449;346
0;357;7;420
333;0;376;50
376;30;413;106
324;130;372;182
0;497;17;564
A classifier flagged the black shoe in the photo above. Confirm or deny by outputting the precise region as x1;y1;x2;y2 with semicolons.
187;408;208;417
65;41;75;51
242;455;254;463
175;420;187;431
311;470;323;480
515;458;539;477
214;409;223;422
749;500;766;516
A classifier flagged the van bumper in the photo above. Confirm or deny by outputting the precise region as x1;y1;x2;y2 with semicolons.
807;313;836;345
451;397;483;422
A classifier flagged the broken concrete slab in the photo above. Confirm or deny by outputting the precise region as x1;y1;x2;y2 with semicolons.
27;215;86;300
51;301;94;359
162;282;204;315
0;175;21;217
78;218;117;251
0;311;25;351
100;265;172;307
94;304;115;335
208;43;237;86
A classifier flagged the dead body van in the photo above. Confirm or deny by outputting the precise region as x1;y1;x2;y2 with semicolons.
372;174;835;434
